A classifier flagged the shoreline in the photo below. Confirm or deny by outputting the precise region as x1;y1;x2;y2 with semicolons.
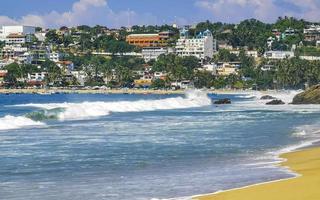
192;140;320;200
0;88;291;95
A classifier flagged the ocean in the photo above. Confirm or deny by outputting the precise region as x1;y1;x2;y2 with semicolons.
0;90;319;200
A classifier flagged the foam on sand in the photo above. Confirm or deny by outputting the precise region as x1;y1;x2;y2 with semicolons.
0;115;44;131
194;147;320;200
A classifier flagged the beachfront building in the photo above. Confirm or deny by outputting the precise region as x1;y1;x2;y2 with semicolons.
264;51;295;59
216;62;240;76
171;80;193;89
175;29;216;60
0;70;8;86
56;61;74;73
126;31;174;48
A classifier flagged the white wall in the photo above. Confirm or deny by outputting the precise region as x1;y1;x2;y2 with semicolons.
1;26;36;38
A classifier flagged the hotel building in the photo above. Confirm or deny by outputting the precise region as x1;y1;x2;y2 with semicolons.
175;29;216;60
126;31;174;48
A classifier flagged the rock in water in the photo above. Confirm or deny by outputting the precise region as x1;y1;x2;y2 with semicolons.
266;99;285;105
260;95;276;100
292;85;320;104
214;98;231;104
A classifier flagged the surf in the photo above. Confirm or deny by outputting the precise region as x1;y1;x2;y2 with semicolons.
0;115;45;131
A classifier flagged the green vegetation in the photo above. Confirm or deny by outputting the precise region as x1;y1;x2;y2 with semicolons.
2;17;320;90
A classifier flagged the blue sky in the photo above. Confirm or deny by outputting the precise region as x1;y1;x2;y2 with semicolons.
0;0;319;28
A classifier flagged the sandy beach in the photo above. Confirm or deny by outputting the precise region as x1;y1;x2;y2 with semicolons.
194;146;320;200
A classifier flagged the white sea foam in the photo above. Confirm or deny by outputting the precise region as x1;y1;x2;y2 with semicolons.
292;130;307;137
0;115;44;131
230;90;320;114
17;90;212;120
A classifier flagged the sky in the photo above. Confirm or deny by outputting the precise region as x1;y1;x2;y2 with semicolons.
0;0;320;28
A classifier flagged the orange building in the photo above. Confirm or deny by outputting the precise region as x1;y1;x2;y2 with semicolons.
126;31;174;48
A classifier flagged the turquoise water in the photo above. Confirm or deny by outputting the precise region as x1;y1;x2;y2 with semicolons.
0;91;319;200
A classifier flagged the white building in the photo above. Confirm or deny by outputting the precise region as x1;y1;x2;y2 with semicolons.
304;25;320;34
264;51;295;59
176;29;216;60
71;71;87;86
198;64;217;74
216;62;240;76
299;56;320;61
27;72;47;82
1;45;29;63
0;26;36;38
142;47;174;62
35;32;47;42
47;52;61;62
3;34;26;45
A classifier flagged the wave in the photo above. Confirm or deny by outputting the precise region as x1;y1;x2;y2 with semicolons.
0;115;45;131
16;90;212;121
25;108;66;121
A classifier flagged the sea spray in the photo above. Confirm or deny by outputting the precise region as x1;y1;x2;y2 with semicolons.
0;115;44;131
15;90;212;121
25;108;66;121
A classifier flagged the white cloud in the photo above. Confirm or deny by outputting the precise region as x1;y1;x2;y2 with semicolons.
0;0;158;28
195;0;320;22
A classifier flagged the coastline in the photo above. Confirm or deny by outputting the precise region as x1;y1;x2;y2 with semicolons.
0;88;185;95
0;88;252;95
193;142;320;200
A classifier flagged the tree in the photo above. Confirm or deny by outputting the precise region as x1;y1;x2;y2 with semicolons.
194;71;214;88
151;79;166;89
42;59;62;86
45;30;61;44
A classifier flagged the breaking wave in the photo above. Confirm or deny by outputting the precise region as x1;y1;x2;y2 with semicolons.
17;90;212;121
25;108;66;121
0;115;45;131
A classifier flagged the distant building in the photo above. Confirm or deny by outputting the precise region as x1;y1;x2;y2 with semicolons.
216;62;240;76
153;72;167;80
299;56;320;61
34;32;47;42
126;31;174;48
71;70;87;86
171;80;193;89
0;70;8;86
3;33;26;45
0;25;36;38
197;63;218;75
284;28;296;37
142;47;175;62
48;52;62;62
0;45;31;64
176;29;216;60
264;51;295;59
261;64;276;71
267;37;275;49
217;41;233;50
56;61;74;72
229;50;259;58
304;25;320;42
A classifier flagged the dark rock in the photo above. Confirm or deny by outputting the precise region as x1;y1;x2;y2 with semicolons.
260;95;276;100
266;99;285;105
214;98;232;104
292;85;320;104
